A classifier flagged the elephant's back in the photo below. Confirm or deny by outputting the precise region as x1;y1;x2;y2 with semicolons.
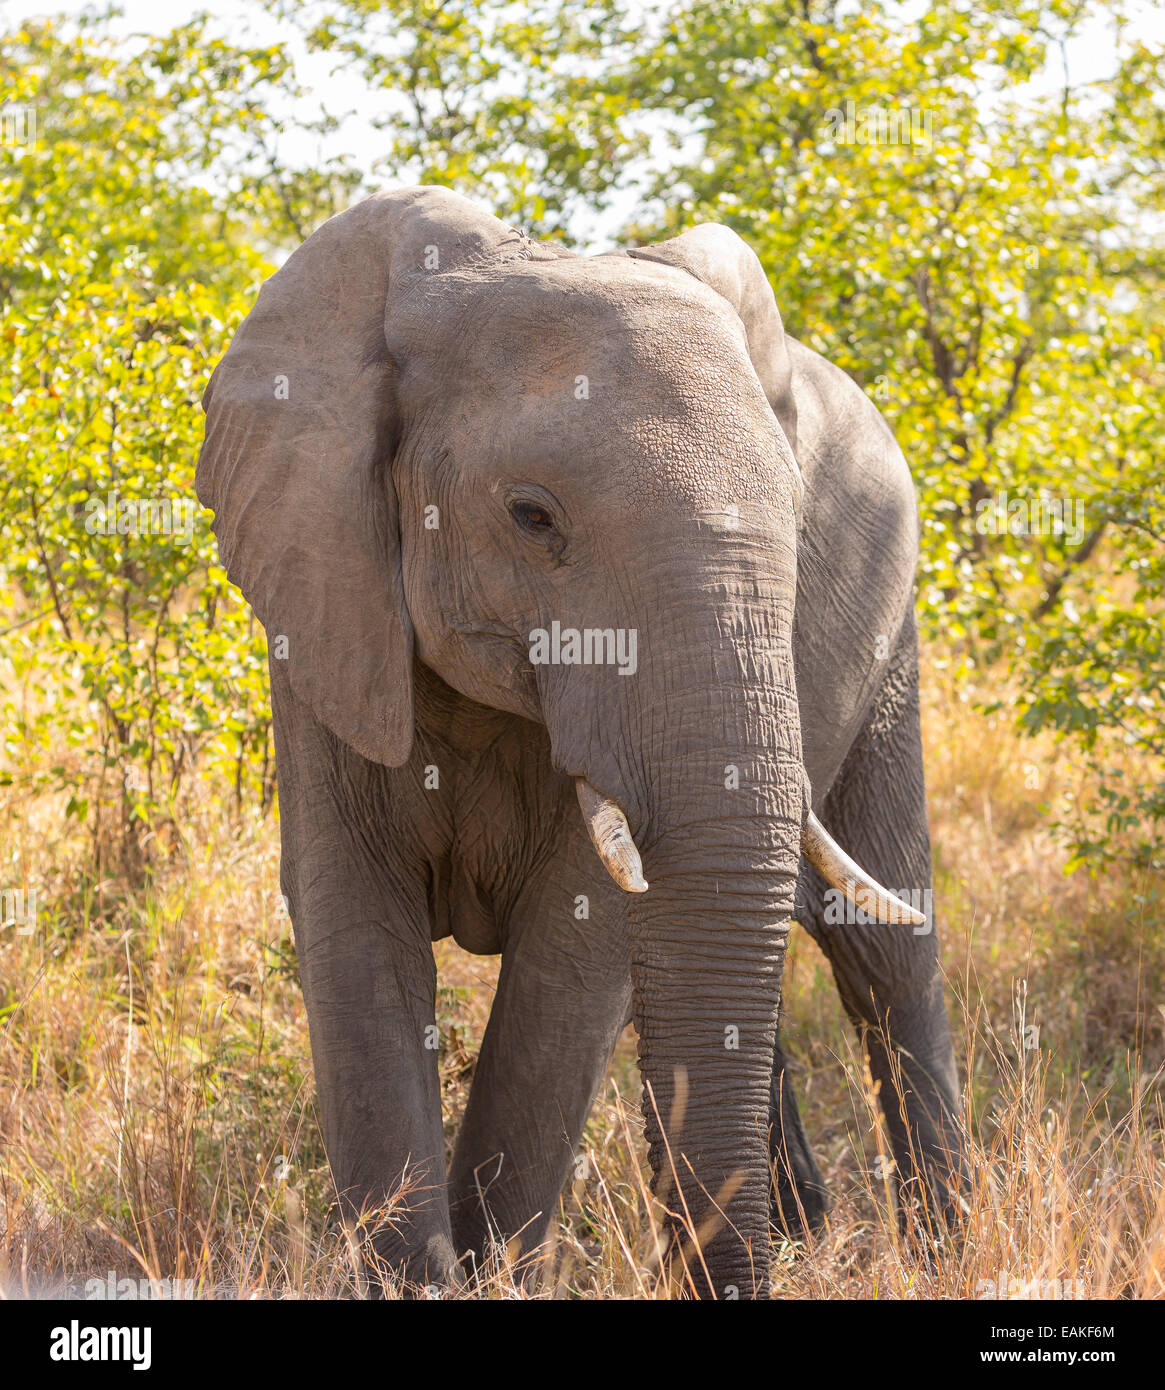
785;337;920;805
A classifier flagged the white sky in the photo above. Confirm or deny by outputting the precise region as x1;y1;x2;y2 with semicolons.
7;0;1164;248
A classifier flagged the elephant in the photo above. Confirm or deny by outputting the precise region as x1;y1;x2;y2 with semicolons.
196;185;967;1300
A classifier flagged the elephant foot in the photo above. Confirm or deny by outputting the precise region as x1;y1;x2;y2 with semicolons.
358;1231;463;1300
895;1157;971;1261
768;1039;830;1244
770;1162;830;1244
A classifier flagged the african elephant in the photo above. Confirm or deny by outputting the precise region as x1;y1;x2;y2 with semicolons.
196;185;966;1300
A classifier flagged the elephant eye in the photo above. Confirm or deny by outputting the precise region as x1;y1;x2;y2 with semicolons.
509;499;560;537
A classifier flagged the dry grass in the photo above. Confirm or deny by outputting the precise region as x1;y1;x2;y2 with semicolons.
1;652;1162;1299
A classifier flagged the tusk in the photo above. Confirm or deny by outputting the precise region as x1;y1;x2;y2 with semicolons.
574;786;920;922
575;779;648;893
801;811;926;926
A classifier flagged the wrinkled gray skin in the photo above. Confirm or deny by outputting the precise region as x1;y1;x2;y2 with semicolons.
197;186;966;1300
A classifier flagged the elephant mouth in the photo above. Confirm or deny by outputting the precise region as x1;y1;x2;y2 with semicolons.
574;776;925;926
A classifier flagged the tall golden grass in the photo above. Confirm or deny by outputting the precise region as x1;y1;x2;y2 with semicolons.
1;653;1162;1298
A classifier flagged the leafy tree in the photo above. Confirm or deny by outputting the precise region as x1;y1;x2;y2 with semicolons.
3;0;1161;880
0;15;326;877
606;0;1165;870
266;0;645;233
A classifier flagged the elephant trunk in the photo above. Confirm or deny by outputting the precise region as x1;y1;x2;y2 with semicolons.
628;822;798;1299
561;517;926;1295
619;564;802;1300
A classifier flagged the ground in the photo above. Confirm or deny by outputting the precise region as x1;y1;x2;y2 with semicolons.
1;651;1162;1299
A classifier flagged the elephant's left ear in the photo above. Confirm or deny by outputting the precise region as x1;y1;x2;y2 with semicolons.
197;187;523;768
627;224;798;456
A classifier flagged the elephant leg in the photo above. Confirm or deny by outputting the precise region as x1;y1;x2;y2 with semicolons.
448;818;631;1282
296;915;452;1292
271;667;454;1293
799;619;968;1240
769;1034;829;1240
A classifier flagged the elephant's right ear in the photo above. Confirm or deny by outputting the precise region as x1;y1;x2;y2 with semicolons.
197;186;517;767
627;223;798;457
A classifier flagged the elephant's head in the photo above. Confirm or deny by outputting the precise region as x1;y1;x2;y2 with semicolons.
197;187;920;1298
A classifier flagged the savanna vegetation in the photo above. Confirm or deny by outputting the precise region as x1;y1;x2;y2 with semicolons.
1;0;1162;1298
